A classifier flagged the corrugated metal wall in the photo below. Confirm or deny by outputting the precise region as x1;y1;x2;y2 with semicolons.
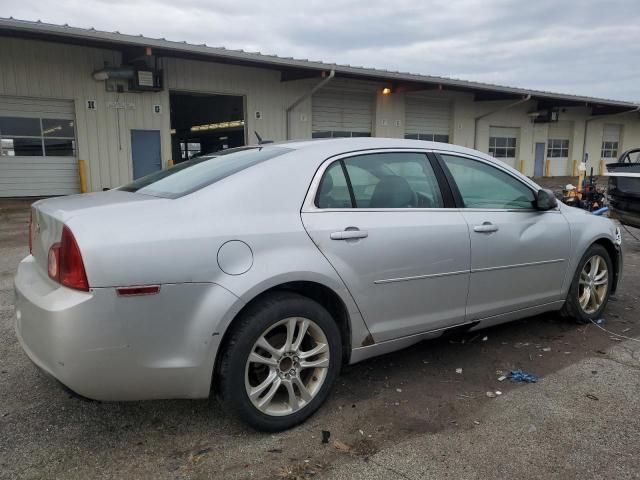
0;37;169;192
1;35;640;192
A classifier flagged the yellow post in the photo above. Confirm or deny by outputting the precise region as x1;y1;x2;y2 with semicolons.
598;159;605;176
572;160;577;177
519;159;525;173
577;160;587;194
78;159;88;193
577;170;584;193
544;159;551;177
167;159;174;168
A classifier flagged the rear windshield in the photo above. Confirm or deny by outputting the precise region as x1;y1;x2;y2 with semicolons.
120;146;291;198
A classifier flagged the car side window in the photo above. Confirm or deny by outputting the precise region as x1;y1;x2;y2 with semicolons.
316;162;352;208
441;154;536;209
344;152;444;208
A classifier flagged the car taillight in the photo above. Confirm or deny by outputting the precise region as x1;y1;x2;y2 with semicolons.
29;211;33;254
48;225;89;291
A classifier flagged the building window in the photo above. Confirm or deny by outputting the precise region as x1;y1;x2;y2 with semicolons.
312;131;371;139
404;133;449;143
601;124;622;159
488;136;517;158
180;141;202;159
601;141;619;158
547;139;569;158
0;116;76;157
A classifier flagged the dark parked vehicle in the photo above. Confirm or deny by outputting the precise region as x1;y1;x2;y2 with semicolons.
607;148;640;228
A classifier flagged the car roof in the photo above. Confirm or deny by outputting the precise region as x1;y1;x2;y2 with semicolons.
272;137;494;162
266;137;541;191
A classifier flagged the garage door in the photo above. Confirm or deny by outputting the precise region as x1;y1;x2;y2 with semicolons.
404;96;451;142
0;97;79;197
312;89;373;138
601;124;622;159
547;121;573;176
488;126;519;169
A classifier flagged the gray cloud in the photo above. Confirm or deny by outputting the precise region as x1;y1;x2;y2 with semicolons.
3;0;639;100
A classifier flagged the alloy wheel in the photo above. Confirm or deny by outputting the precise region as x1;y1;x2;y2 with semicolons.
578;254;609;315
244;317;330;416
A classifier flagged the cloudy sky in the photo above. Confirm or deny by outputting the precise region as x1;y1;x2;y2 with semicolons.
3;0;639;101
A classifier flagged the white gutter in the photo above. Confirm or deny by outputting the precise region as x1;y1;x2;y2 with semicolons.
473;94;532;149
285;70;335;140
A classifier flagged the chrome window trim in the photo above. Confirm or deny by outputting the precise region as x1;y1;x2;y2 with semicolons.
456;208;560;214
434;150;560;212
306;207;457;213
302;148;447;213
471;258;565;273
373;258;565;285
374;269;469;285
302;147;555;213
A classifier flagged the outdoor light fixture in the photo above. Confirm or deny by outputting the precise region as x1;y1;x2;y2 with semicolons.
382;87;392;95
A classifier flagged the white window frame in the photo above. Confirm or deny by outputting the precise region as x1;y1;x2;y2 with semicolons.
488;136;517;159
601;141;619;159
180;141;202;159
0;116;76;157
547;139;569;159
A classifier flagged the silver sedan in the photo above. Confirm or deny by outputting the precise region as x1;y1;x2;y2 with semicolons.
14;138;623;431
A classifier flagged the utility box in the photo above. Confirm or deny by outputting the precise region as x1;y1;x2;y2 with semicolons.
129;69;163;92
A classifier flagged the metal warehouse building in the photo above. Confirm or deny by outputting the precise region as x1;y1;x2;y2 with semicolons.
0;17;639;197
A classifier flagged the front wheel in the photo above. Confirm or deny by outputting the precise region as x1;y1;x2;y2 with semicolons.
217;291;342;431
561;244;613;323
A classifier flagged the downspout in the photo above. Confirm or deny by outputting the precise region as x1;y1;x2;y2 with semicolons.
473;94;532;149
285;69;335;140
580;105;640;167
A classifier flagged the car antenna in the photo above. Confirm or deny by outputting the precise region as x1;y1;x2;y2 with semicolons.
254;130;273;145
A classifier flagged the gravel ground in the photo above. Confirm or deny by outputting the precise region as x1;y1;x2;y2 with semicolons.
1;199;639;479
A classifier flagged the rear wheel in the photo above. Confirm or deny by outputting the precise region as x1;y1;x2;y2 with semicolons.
561;244;612;323
217;291;341;431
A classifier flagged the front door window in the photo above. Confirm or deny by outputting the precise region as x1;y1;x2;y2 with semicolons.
440;154;535;209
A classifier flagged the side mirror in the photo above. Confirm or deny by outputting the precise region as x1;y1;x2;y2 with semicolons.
535;188;558;211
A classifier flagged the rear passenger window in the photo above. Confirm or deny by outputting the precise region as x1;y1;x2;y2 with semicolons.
316;162;352;208
315;152;444;209
441;154;535;209
345;153;443;208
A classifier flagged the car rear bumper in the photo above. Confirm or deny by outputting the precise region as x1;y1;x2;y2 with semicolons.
14;255;241;401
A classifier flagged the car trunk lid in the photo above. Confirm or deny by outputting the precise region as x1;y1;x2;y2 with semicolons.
31;190;159;275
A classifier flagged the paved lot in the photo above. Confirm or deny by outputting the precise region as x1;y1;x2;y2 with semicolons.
1;199;639;479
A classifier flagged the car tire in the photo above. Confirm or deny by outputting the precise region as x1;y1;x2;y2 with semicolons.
217;291;342;431
561;244;613;323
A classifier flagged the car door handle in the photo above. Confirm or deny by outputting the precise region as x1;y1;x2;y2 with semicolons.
330;229;368;240
473;222;499;233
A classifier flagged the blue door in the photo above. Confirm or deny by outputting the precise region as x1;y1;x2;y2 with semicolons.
131;130;162;179
534;142;545;177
